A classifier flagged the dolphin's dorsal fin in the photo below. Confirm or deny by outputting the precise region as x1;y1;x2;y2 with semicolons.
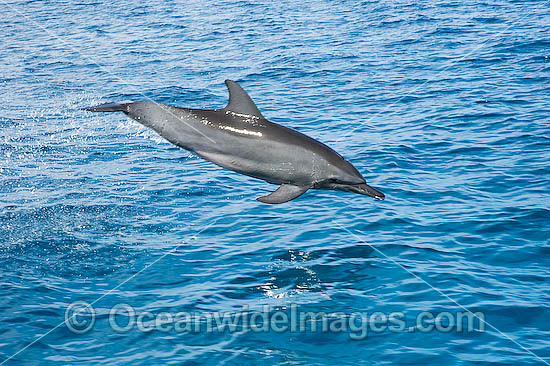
257;184;308;204
224;80;264;118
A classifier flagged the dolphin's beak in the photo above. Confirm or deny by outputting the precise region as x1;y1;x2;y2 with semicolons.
347;183;385;200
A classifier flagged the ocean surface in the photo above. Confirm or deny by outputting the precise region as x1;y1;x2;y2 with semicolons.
1;0;549;365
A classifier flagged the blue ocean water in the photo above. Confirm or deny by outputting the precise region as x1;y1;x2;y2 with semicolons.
1;0;549;364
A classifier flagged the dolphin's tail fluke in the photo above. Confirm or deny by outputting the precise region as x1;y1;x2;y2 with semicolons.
81;102;130;112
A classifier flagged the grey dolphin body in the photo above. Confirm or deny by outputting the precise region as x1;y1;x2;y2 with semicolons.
83;80;385;204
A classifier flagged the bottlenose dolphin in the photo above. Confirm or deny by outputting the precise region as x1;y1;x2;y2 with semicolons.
82;80;385;204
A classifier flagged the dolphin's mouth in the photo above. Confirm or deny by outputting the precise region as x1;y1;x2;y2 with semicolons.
347;183;385;200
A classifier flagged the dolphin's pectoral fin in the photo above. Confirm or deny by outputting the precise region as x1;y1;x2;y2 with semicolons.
257;184;309;204
81;102;130;112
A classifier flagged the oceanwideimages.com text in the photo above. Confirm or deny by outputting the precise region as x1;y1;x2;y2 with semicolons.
65;302;486;340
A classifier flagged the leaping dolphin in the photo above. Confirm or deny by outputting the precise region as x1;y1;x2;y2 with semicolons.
82;80;385;204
